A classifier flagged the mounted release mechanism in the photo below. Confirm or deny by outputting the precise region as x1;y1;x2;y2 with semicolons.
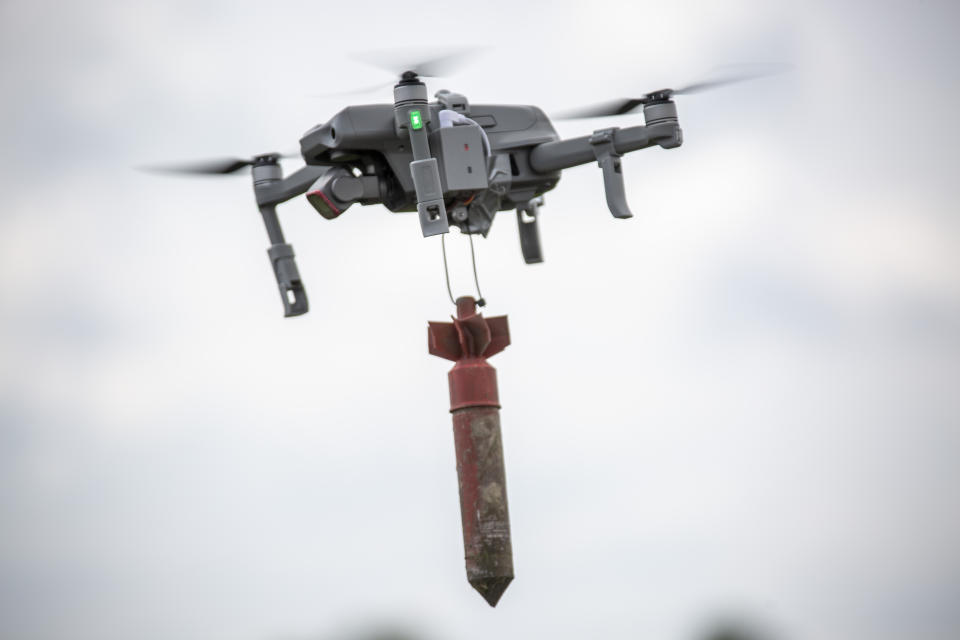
394;76;450;237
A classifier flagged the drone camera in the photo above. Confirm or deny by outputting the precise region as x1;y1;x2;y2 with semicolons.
306;168;354;219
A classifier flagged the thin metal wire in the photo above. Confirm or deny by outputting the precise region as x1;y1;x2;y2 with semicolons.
467;232;486;305
440;234;456;305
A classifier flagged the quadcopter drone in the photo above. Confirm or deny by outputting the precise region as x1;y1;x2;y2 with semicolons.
150;54;784;606
154;55;778;316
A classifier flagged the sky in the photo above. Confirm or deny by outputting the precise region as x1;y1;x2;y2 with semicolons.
1;1;959;640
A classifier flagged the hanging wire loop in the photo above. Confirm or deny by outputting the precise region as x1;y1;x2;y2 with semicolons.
440;231;488;308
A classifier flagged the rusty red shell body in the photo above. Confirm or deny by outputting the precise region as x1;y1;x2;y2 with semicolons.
428;297;514;607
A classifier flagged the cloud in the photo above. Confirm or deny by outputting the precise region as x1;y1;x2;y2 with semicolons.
1;2;959;639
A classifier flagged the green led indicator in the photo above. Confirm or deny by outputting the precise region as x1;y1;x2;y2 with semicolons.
410;110;423;130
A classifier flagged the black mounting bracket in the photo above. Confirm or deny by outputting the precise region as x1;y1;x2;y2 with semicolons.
589;128;633;219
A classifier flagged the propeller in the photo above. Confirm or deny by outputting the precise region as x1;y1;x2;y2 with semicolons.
555;63;791;119
139;152;296;175
313;48;484;98
354;47;482;79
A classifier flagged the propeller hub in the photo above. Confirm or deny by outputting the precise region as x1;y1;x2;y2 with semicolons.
642;89;674;104
253;153;282;165
398;70;422;85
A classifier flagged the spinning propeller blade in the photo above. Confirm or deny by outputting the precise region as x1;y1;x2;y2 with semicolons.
554;98;646;120
353;47;484;79
313;48;485;98
555;63;791;119
139;152;296;175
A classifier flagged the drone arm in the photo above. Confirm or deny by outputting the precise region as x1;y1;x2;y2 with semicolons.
527;122;681;174
258;203;286;245
255;165;329;207
528;122;681;220
255;202;306;317
251;164;383;316
252;162;315;317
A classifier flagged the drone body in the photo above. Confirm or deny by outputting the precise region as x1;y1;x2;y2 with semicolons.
243;72;683;316
299;99;562;232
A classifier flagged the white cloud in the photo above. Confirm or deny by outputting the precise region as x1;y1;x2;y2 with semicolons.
1;2;959;639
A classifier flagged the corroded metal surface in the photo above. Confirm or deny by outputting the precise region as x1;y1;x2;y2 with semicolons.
428;296;514;607
453;406;514;606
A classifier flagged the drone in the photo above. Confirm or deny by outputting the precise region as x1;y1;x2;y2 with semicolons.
150;54;783;606
152;54;780;317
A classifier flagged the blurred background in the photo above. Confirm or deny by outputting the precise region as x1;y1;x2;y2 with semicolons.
1;1;958;639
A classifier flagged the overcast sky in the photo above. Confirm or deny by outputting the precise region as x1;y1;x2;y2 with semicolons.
1;1;959;640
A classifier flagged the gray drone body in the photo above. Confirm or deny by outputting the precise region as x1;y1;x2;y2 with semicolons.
299;99;562;233
241;73;684;316
150;57;784;315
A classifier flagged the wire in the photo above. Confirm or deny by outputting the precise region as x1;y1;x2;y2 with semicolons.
441;231;488;308
468;232;486;307
440;234;456;306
